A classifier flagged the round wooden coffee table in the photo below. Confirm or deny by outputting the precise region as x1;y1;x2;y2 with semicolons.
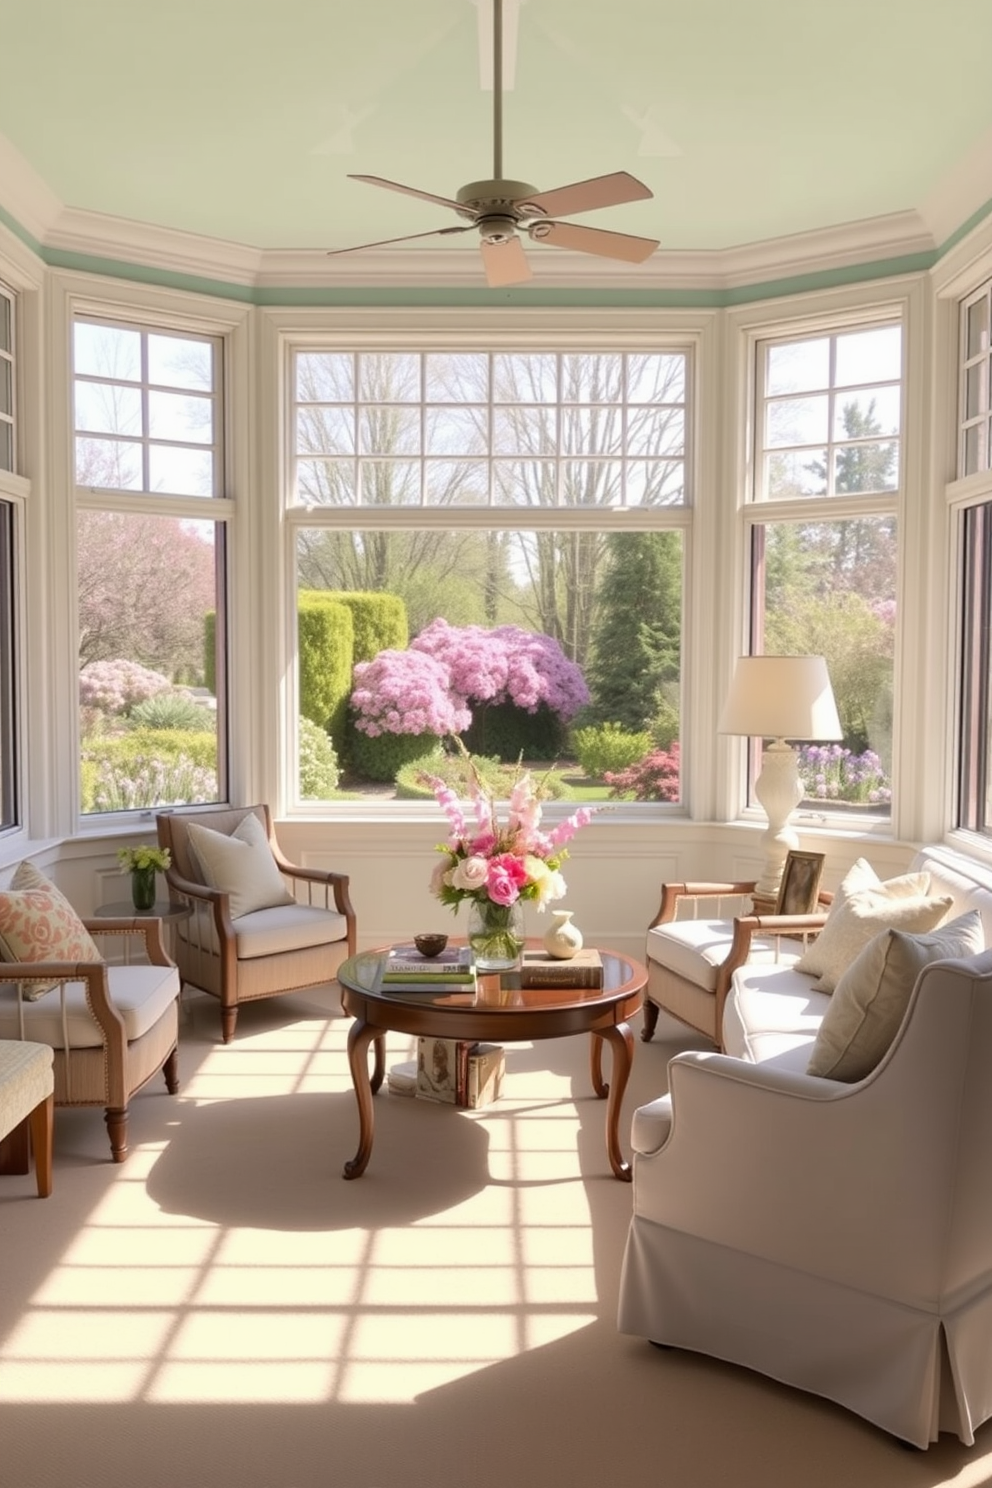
336;943;646;1182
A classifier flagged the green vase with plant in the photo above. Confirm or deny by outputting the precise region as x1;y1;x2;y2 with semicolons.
117;845;171;912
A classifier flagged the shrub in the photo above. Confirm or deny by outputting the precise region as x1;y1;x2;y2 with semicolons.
605;743;681;802
397;750;572;802
298;596;354;749
571;721;652;778
80;729;217;812
298;717;340;799
79;659;172;716
461;699;568;762
129;690;213;731
348;724;442;784
350;649;471;738
412;617;589;720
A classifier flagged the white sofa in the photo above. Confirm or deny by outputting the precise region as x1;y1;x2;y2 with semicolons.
619;846;992;1449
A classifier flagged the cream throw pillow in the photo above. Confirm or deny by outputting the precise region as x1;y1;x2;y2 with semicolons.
807;910;985;1082
0;861;103;1000
794;857;944;992
185;812;295;919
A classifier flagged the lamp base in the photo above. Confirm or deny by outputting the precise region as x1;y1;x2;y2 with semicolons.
752;739;803;900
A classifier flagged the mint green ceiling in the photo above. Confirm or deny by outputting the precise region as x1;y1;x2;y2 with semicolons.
2;0;992;257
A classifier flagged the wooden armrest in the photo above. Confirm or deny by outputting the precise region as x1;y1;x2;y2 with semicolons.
651;880;758;928
84;916;172;966
0;959;126;1040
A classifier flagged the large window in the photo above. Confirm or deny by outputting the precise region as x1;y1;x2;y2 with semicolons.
957;280;992;834
73;317;227;815
0;283;17;831
747;321;901;816
290;347;687;806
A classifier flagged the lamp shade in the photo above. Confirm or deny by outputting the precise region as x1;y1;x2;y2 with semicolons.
719;655;843;741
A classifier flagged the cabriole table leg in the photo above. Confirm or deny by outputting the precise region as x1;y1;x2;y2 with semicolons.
343;1018;380;1179
592;1022;635;1181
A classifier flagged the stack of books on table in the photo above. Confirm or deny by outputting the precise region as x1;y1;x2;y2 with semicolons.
378;944;477;994
518;947;604;988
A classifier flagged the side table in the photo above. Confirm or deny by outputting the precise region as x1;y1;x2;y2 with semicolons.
92;899;192;960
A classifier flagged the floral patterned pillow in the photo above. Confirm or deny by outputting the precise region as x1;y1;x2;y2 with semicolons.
0;861;102;1001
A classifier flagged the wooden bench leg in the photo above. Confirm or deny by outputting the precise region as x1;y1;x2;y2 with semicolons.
28;1094;53;1197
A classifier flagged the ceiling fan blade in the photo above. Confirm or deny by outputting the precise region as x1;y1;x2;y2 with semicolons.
348;174;467;215
328;225;473;256
530;220;659;265
514;171;652;220
480;235;533;288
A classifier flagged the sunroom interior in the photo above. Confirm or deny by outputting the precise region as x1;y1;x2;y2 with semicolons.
7;2;992;1479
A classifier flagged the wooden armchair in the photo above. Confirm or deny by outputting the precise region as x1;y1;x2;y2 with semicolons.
157;805;356;1042
643;880;832;1049
0;915;180;1163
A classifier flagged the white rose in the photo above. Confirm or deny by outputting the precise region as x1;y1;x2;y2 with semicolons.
526;857;566;908
451;855;489;893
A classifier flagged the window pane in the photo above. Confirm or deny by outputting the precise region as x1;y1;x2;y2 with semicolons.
0;501;16;829
753;517;895;815
493;353;557;402
359;460;419;504
75;381;142;437
73;319;220;499
425;353;488;402
292;349;688;511
76;436;142;489
0;359;11;419
295;527;682;806
766;395;829;449
297;458;355;505
764;449;829;499
149;444;214;497
835;326;901;385
78;513;223;814
832;385;900;440
425;460;489;504
766;338;829;396
74;322;141;381
494;460;556;505
425;405;487;457
148;390;213;444
148;333;212;392
967;298;990;360
833;440;898;495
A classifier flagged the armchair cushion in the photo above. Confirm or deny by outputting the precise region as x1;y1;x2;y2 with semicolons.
185;812;295;918
793;857;948;991
0;862;102;1000
0;962;179;1047
807;910;985;1081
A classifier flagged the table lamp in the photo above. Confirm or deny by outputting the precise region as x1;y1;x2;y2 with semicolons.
719;654;842;899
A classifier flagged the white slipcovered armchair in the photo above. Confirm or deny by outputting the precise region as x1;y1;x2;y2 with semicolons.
618;948;992;1449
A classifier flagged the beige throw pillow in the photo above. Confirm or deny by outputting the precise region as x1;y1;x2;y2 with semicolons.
807;910;985;1082
794;857;943;992
0;861;103;1000
185;812;295;919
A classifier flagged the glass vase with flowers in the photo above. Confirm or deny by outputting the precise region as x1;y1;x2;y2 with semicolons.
116;845;172;912
423;746;596;972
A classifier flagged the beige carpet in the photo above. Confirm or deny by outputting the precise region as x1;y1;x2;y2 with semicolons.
0;984;987;1488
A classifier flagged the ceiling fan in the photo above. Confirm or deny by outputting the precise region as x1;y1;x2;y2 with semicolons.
328;0;660;287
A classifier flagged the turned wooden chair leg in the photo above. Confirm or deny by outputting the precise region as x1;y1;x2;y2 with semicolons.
28;1094;53;1197
221;1004;238;1043
640;998;660;1042
105;1106;129;1163
163;1047;180;1094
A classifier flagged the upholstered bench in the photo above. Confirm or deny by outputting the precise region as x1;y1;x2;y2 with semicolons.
0;1039;54;1196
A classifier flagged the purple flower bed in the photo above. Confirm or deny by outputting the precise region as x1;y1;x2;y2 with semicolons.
796;743;891;805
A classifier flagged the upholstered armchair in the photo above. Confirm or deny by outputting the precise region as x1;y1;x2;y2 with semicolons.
157;805;356;1042
0;863;180;1163
642;880;832;1048
618;947;992;1449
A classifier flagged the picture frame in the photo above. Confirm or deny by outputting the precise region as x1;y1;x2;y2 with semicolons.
775;850;826;916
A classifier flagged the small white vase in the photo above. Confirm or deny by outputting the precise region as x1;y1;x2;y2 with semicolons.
542;909;583;960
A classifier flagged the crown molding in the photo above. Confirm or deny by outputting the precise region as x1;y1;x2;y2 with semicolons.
45;206;263;286
0;132;60;245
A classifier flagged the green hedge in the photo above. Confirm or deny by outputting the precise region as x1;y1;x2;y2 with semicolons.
298;597;353;753
461;700;568;763
348;721;442;783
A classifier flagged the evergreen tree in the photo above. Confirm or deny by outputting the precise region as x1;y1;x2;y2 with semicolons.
585;532;681;732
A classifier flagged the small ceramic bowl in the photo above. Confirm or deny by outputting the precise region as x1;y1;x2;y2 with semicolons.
414;932;448;958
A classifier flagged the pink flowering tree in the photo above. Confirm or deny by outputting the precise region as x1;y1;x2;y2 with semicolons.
349;649;472;782
79;659;173;717
411;618;590;762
